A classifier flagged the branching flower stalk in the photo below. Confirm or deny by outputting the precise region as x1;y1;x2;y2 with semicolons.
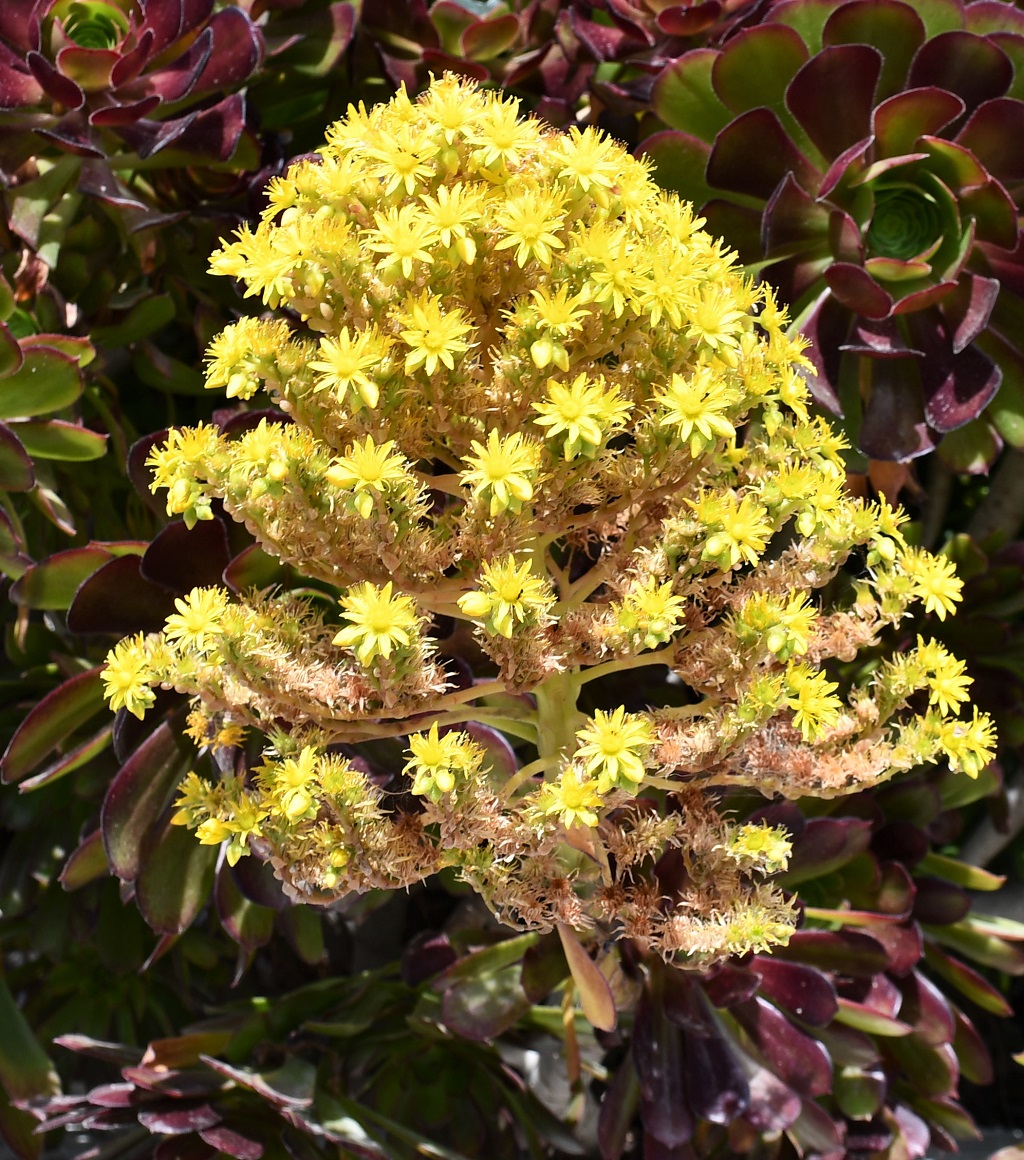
102;77;995;965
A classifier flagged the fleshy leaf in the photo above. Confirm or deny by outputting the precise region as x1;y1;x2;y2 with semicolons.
0;665;105;783
785;44;881;161
908;29;1012;109
711;24;808;115
732;997;832;1097
7;419;107;461
821;0;925;100
557;924;616;1032
752;957;838;1026
638;130;712;209
707;107;819;200
651;49;731;142
67;553;178;635
58;827;108;891
0;346;82;419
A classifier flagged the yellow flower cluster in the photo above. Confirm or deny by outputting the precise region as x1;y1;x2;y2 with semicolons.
103;77;994;968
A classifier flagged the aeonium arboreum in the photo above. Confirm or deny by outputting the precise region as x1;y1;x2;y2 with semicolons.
646;0;1024;473
101;76;994;989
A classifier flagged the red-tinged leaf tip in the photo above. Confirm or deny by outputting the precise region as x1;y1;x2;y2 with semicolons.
557;924;617;1031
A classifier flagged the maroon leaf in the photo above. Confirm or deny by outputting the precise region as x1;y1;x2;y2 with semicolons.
908;30;1012;111
402;932;458;988
859;357;934;460
700;963;760;1009
732;997;832;1098
799;291;847;412
707;107;819;201
825;262;893;319
912;877;970;925
921;337;1002;432
1;665;105;783
955;96;1024;182
25;50;84;109
682;1027;749;1124
869;921;924;975
785;45;881;161
598;1055;641;1160
898;970;955;1046
951;1007;993;1085
821;0;925;100
741;1061;802;1132
102;721;189;882
520;932;569;1002
762;171;831;256
779;817;874;886
138;1104;222;1135
711;24;808;115
59;824;108;890
141;517;231;593
52;1036;143;1066
172;92;247;163
0;423;33;491
192;7;263;92
872;820;930;866
633;986;693;1147
67;553;178;635
198;1125;263;1160
752;957;837;1026
86;1084;138;1108
656;3;723;36
229;853;290;911
772;929;890;976
884;1036;958;1098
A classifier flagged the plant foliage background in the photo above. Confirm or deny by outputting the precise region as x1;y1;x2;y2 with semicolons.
1;2;1024;1160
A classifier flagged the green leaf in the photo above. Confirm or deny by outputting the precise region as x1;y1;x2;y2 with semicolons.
923;941;1012;1016
4;156;79;248
0;347;83;419
652;49;731;141
91;294;175;348
59;827;109;891
924;920;1024;974
461;13;519;61
637;130;713;208
916;851;1004;891
0;666;106;783
9;420;107;461
0;977;60;1103
834;998;911;1037
9;545;113;609
20;722;113;792
0;1083;43;1160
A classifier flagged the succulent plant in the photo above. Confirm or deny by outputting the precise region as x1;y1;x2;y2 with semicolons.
644;0;1024;474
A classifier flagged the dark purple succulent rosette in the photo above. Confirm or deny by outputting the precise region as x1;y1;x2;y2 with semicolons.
0;0;264;171
645;0;1024;471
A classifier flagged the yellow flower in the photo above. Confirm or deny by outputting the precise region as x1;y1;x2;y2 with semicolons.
102;634;155;720
467;95;542;168
577;223;646;318
724;904;794;956
421;72;485;142
575;707;655;794
272;747;321;821
461;430;540;517
537;764;604;829
785;667;842;742
552;126;622;195
525;285;590;370
309;327;389;411
532;373;630;460
654;366;741;456
916;637;972;716
939;708;996;779
903;550;963;620
419;182;483;264
729;823;791;874
366;205;437;279
686;284;748;364
363;124;437;195
326;436;410;519
164;587;230;655
397;293;474;375
404;723;482;802
696;494;773;571
611;577;685;651
333;581;420;665
494;191;566;268
457;554;554;638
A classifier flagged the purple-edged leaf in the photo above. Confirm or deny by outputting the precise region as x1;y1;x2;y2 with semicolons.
59;826;108;890
914;1096;980;1144
922;341;1002;432
52;1035;143;1066
798;291;846;412
461;13;519;61
778;817;873;886
638;130;712;209
752;957;837;1026
142;1032;233;1072
171;92;248;163
67;553;178;635
762;172;830;256
869;921;924;975
0;345;82;419
0;423;33;491
656;2;723;36
812;1022;880;1068
137;820;217;935
633;987;692;1147
8;419;106;462
201;1058;315;1110
25;50;84;109
707;107;819;201
732;997;832;1097
102;721;189;882
835;997;911;1036
10;544;113;609
859;357;934;460
19;719;112;792
923;941;1012;1015
120;1065;221;1099
787;1097;845;1157
898;970;955;1046
822;0;925;100
711;25;808;115
142;517;230;593
772;929;890;976
912;877;971;926
198;1125;263;1160
890;278;959;316
956;97;1024;182
785;45;881;161
651;49;731;142
0;324;23;379
598;1055;641;1160
865;256;933;282
0;665;105;783
873;821;930;866
885;1037;958;1097
818;135;874;199
958;178;1018;249
557;924;616;1032
441;963;532;1041
138;1104;222;1135
86;1083;137;1108
844;971;902;1018
941;274;1002;354
951;1007;993;1085
700;963;760;1009
402;931;458;988
520;932;568;1002
908;30;1012;110
701;200;764;265
215;860;274;960
740;1061;802;1132
824;262;893;319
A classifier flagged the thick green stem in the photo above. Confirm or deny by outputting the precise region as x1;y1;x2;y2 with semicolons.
534;669;581;771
